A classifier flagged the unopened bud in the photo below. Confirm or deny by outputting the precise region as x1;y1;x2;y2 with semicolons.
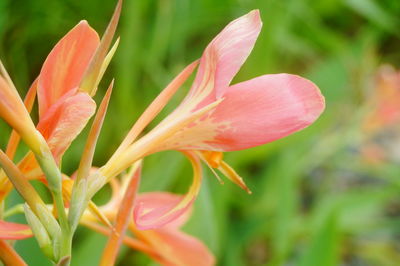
35;203;61;239
24;204;54;260
68;178;88;231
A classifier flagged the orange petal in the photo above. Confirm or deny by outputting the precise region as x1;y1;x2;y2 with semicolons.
0;75;38;149
76;80;113;181
37;92;96;162
0;220;32;240
37;20;99;117
100;162;141;266
0;239;27;265
6;79;37;159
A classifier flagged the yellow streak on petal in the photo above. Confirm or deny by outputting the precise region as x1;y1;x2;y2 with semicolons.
95;38;120;91
183;47;218;110
80;0;122;96
156;109;232;151
163;151;202;214
111;60;199;161
102;98;223;182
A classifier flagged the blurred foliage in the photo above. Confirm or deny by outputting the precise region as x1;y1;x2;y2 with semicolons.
0;0;400;265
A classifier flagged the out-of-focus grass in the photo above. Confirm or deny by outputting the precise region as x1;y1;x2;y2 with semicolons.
0;0;400;265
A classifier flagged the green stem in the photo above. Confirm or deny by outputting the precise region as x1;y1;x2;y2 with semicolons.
3;204;24;218
33;142;71;263
52;190;69;237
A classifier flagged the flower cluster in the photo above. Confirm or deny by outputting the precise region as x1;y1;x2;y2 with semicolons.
0;1;324;265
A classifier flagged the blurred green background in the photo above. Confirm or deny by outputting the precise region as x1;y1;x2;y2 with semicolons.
1;0;400;265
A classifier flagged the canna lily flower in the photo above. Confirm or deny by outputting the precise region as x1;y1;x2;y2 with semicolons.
97;10;324;230
0;21;100;203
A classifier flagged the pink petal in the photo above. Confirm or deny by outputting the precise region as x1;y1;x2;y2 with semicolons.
149;228;215;266
209;74;325;151
189;10;262;100
133;192;194;230
162;74;324;151
134;152;202;230
38;20;99;117
134;192;193;230
0;220;32;240
37;92;96;162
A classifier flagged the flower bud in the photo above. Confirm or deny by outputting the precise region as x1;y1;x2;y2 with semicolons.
35;203;61;240
68;178;88;231
24;204;54;260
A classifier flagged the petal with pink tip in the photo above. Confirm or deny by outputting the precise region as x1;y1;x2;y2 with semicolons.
37;21;99;117
208;74;325;151
0;220;32;240
134;152;201;230
37;92;96;162
149;228;215;266
189;10;262;99
133;192;193;231
134;192;193;230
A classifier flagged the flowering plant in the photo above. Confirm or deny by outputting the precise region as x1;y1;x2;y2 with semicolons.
0;1;324;265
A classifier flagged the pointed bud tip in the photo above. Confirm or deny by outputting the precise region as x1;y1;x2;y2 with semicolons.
78;20;89;27
247;9;261;25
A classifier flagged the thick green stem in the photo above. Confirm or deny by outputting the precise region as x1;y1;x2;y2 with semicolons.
53;190;72;264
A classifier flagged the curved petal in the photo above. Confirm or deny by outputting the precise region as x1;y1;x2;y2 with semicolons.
38;20;99;117
0;220;32;240
133;152;201;230
37;92;96;162
0;76;37;142
189;10;262;101
134;192;193;230
148;229;215;266
161;74;324;151
209;74;325;150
